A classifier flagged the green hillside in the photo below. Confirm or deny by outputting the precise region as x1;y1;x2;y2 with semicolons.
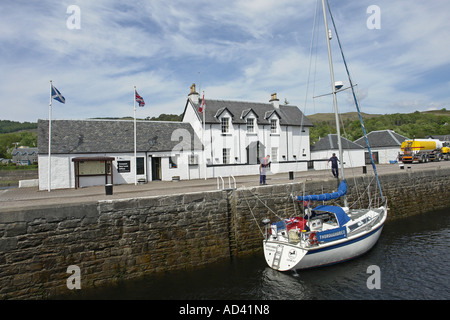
1;109;449;159
0;121;38;159
308;109;450;144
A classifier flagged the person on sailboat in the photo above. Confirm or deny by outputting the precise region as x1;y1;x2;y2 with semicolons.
259;155;270;185
328;153;340;178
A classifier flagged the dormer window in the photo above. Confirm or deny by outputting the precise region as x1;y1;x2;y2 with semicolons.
221;117;230;133
246;118;255;133
270;119;278;134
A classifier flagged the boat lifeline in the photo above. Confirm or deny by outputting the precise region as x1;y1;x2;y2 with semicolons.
262;0;388;271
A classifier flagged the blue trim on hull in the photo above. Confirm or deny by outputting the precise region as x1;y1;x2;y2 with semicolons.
306;223;383;255
294;225;384;270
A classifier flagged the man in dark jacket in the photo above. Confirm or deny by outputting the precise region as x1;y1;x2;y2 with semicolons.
328;153;340;178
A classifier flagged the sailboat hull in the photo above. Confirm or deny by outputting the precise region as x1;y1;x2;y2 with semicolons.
294;224;383;270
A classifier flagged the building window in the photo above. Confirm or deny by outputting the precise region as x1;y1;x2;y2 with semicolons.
169;155;178;168
223;148;230;164
136;157;145;175
247;118;254;133
271;147;278;162
221;117;229;134
270;119;278;134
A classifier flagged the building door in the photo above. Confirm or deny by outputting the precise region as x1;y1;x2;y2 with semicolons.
151;157;161;180
365;151;379;164
246;141;265;164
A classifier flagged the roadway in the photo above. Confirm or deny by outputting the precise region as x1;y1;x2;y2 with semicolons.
1;161;449;212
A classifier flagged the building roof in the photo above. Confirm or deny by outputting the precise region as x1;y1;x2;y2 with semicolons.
37;119;203;154
184;98;313;127
11;147;38;156
427;135;450;141
354;130;409;148
311;134;364;151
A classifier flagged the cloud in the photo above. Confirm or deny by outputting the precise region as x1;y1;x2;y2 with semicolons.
0;0;449;122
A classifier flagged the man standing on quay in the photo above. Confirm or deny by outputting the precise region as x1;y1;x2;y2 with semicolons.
260;155;270;185
328;153;340;178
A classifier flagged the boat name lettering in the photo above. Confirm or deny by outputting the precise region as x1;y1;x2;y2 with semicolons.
319;230;346;239
317;227;348;243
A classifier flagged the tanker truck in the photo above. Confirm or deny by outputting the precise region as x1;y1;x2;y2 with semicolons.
398;139;443;163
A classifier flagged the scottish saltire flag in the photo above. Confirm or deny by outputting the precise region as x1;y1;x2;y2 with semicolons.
51;85;65;104
135;90;145;107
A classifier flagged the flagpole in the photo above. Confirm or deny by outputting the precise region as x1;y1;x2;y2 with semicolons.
202;91;206;180
48;80;52;192
134;86;137;185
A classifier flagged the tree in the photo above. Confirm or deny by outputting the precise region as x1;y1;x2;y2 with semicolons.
309;110;450;144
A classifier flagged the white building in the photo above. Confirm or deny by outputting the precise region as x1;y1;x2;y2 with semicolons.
37;119;203;190
37;84;314;190
354;130;409;164
311;134;365;170
182;84;313;178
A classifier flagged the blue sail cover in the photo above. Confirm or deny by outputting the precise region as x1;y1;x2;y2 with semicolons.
297;180;347;202
313;205;351;227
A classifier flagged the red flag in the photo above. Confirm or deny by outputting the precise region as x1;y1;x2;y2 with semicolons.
199;93;205;113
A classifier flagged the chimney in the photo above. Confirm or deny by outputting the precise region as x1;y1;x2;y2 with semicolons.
188;83;199;104
269;93;279;109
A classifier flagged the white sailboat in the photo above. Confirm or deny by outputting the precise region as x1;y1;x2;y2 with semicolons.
262;0;388;271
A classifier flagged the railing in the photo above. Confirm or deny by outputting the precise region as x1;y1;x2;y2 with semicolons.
217;175;236;190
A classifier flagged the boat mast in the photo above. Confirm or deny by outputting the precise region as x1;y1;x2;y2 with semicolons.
326;0;384;202
321;0;348;207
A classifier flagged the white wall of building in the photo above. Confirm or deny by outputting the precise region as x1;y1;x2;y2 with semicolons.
372;147;400;164
184;99;311;179
311;149;365;171
207;161;308;181
201;122;309;177
38;150;201;190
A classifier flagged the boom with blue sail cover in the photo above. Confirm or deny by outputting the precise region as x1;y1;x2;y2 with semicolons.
297;180;347;202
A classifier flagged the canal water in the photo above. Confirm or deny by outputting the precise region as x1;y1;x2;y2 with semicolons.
63;208;449;301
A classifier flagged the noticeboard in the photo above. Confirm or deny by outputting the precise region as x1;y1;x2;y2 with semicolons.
78;160;110;176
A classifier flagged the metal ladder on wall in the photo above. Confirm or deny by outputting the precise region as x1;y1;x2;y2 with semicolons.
272;245;284;270
217;175;236;190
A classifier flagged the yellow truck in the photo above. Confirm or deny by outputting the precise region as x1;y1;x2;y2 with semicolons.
398;139;445;163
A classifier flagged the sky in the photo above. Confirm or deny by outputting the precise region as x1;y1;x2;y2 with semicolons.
1;0;449;123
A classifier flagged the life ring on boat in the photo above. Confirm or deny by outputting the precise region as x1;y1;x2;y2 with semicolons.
309;232;318;245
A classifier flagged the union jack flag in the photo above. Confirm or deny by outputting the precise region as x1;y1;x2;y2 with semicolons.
285;217;298;224
135;90;145;107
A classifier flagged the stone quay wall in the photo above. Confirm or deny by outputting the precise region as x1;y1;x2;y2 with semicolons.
1;167;449;299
